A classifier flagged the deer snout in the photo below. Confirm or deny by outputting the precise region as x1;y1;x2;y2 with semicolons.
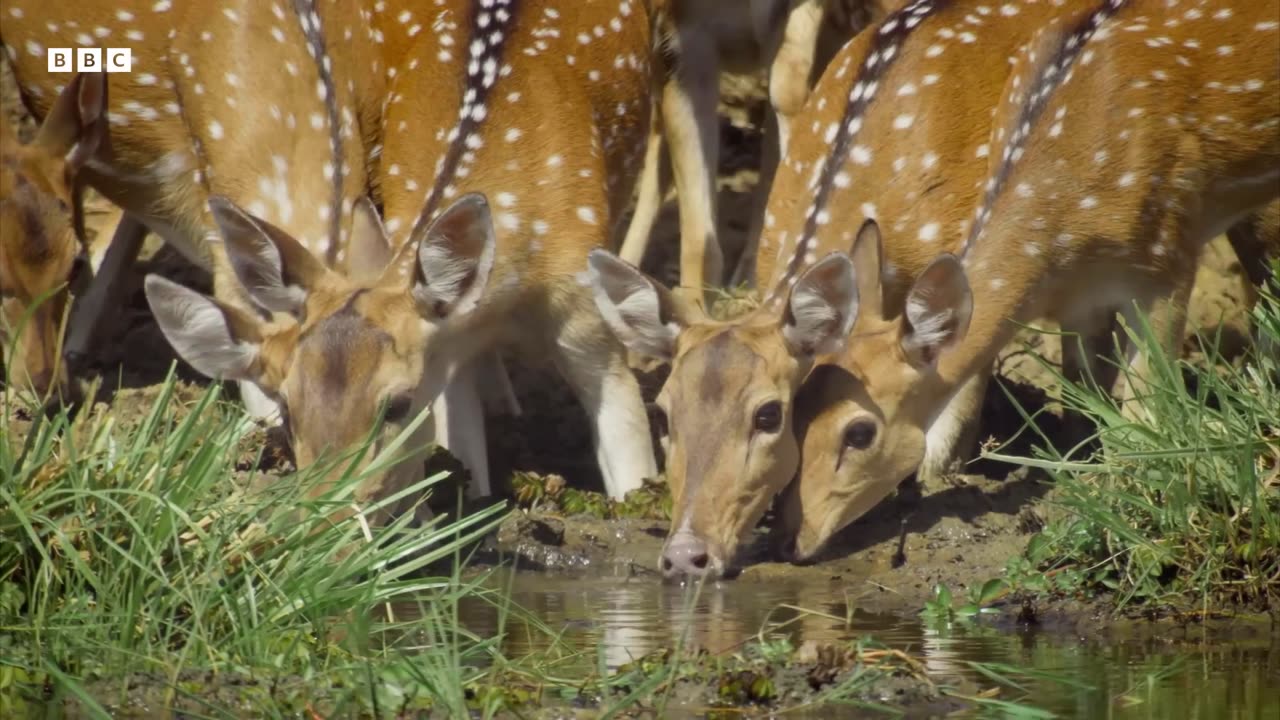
771;484;825;565
661;530;715;579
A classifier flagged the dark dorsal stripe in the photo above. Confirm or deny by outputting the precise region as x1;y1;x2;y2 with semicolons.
410;0;521;239
960;0;1130;258
291;0;345;263
769;0;951;301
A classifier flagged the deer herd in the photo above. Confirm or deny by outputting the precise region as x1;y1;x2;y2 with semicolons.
2;0;1276;579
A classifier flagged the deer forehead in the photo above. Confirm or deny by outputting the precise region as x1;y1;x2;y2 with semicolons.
667;324;796;407
287;297;422;403
0;176;75;267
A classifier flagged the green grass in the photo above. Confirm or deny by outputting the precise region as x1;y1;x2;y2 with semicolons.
0;368;930;718
987;261;1280;611
0;369;517;717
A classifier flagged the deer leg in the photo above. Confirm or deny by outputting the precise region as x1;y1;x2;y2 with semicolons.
62;213;148;374
918;364;990;488
734;0;830;289
617;112;670;270
1115;277;1194;424
663;32;723;304
238;382;282;425
477;351;522;417
430;363;492;499
770;0;826;155
1225;208;1279;291
1226;207;1280;361
1059;310;1122;444
550;323;657;500
732;101;781;289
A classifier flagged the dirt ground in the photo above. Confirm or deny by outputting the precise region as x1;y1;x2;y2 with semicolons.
3;58;1265;618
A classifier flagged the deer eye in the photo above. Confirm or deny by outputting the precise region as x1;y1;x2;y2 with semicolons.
382;394;415;423
753;400;783;433
843;419;877;450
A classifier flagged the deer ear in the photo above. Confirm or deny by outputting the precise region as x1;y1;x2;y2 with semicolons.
899;254;972;369
144;274;265;384
781;252;860;357
345;196;393;285
25;72;108;207
34;72;108;170
67;71;108;173
849;219;885;319
412;193;496;320
210;195;329;315
587;249;697;361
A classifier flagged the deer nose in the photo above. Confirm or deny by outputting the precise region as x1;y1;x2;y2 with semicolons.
661;531;713;578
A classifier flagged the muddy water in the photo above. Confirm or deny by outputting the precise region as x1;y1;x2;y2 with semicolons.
444;570;1280;719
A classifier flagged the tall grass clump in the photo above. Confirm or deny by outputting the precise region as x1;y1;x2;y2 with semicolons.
991;260;1280;611
0;368;514;716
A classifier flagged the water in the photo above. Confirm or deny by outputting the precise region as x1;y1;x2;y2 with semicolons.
446;570;1280;719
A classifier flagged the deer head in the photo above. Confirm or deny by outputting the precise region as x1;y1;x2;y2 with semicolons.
145;192;497;513
775;220;974;563
587;241;860;579
0;72;104;400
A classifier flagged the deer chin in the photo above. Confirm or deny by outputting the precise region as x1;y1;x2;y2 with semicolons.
770;478;836;565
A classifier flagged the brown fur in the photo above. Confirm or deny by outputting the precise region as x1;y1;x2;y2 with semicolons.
787;0;1280;560
590;0;1081;576
112;0;663;506
0;74;101;399
2;1;384;506
2;0;374;292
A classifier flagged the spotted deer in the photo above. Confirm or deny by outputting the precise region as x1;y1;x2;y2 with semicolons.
589;0;1086;578
617;0;895;304
0;72;101;401
0;2;461;517
114;0;662;501
779;0;1280;562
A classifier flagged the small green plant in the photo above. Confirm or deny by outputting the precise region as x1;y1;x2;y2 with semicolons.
987;259;1280;611
921;580;1007;628
512;471;672;519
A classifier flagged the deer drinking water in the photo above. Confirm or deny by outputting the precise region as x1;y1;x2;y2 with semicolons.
778;0;1280;562
588;0;1084;579
0;1;455;517
120;0;662;501
0;72;103;402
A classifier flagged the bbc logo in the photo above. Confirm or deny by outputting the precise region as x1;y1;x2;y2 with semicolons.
48;48;132;73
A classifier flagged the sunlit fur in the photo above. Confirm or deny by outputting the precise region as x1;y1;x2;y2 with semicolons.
0;75;100;401
112;0;659;516
782;0;1280;562
589;247;858;577
657;316;809;575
